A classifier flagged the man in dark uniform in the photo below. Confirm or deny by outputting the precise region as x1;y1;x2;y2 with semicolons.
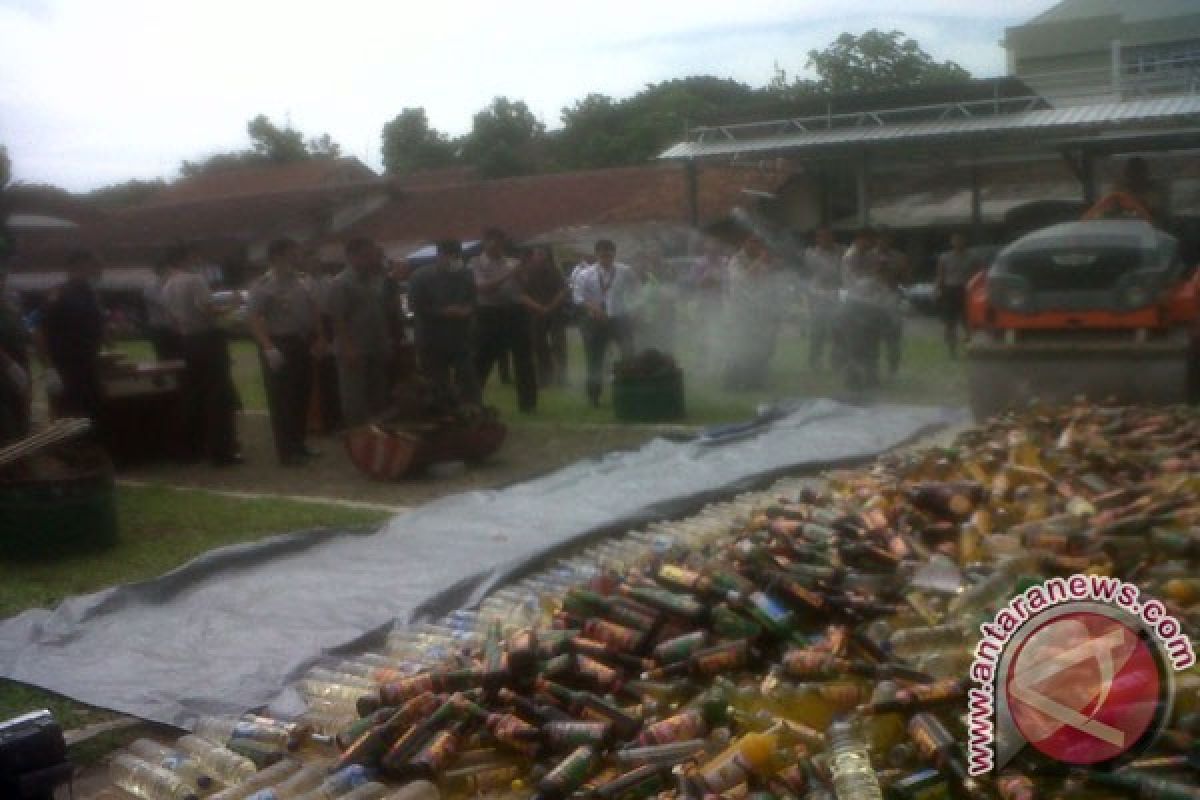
408;239;480;411
248;238;325;466
37;250;106;430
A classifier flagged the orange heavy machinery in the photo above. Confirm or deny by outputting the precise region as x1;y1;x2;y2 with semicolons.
965;199;1200;420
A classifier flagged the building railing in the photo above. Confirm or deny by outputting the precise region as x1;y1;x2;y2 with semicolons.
690;95;1050;144
1017;51;1200;102
681;53;1200;146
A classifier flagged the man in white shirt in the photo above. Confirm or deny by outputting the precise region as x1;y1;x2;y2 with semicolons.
468;228;541;413
573;239;636;406
143;260;180;361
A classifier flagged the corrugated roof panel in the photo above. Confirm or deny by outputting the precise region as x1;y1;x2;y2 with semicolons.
660;95;1200;160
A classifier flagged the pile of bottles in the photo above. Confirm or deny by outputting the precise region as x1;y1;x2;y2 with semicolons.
110;403;1200;800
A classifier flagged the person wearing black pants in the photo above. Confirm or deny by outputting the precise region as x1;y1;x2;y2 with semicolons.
257;334;312;463
248;238;325;466
468;229;543;413
37;251;107;437
161;244;241;465
573;239;637;406
179;329;239;463
474;304;537;411
935;233;975;360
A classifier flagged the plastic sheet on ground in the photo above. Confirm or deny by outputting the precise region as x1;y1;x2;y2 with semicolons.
0;400;961;727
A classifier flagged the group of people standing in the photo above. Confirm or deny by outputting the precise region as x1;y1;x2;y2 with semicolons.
409;233;633;411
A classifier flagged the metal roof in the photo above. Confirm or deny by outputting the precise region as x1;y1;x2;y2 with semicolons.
659;94;1200;161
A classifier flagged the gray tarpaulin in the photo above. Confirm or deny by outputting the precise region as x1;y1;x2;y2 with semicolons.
0;400;959;727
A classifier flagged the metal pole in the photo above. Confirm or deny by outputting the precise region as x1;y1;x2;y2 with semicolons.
1081;151;1097;205
970;162;983;234
855;153;870;229
1111;39;1122;97
684;160;699;227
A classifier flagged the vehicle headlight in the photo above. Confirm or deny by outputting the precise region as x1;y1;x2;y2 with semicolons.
1121;284;1150;309
1004;287;1031;310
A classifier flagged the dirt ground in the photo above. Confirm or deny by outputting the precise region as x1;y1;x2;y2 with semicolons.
117;412;673;507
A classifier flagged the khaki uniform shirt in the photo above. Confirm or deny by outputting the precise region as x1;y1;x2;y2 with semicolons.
247;270;316;338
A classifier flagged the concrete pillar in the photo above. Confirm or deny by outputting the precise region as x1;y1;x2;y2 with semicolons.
970;163;983;234
855;154;871;229
1081;151;1097;205
1111;39;1122;96
684;160;699;227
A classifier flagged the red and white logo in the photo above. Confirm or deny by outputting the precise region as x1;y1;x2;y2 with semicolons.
1005;610;1161;766
965;574;1193;776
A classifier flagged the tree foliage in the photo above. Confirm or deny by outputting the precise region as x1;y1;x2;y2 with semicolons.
805;30;970;94
181;115;342;177
381;108;458;175
462;97;546;178
85;178;168;208
555;77;761;170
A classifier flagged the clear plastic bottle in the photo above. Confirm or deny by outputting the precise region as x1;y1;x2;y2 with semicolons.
379;781;441;800
194;715;295;752
887;622;970;659
947;556;1033;618
826;718;883;800
291;765;375;800
243;763;329;800
207;758;302;800
128;739;215;790
338;783;390;800
109;753;200;800
177;733;259;785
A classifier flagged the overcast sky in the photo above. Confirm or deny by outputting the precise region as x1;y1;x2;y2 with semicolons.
0;0;1057;192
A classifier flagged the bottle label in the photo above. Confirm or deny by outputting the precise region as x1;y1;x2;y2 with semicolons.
326;764;372;792
577;656;620;690
659;564;703;590
542;746;598;794
654;631;707;663
750;592;792;626
694;642;749;676
460;765;521;793
698;752;749;793
546;721;611;747
782;649;837;678
413;729;461;771
638;710;706;746
583;618;642;653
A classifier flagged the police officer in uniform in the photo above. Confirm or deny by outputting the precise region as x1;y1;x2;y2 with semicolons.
37;250;106;431
247;238;325;466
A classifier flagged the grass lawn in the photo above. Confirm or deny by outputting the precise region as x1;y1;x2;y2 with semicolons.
0;485;389;762
116;314;966;425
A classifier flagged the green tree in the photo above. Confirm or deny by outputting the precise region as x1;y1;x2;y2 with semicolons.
180;115;342;177
246;114;310;163
86;178;168;208
805;30;970;94
555;77;762;170
380;108;458;175
462;97;546;178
